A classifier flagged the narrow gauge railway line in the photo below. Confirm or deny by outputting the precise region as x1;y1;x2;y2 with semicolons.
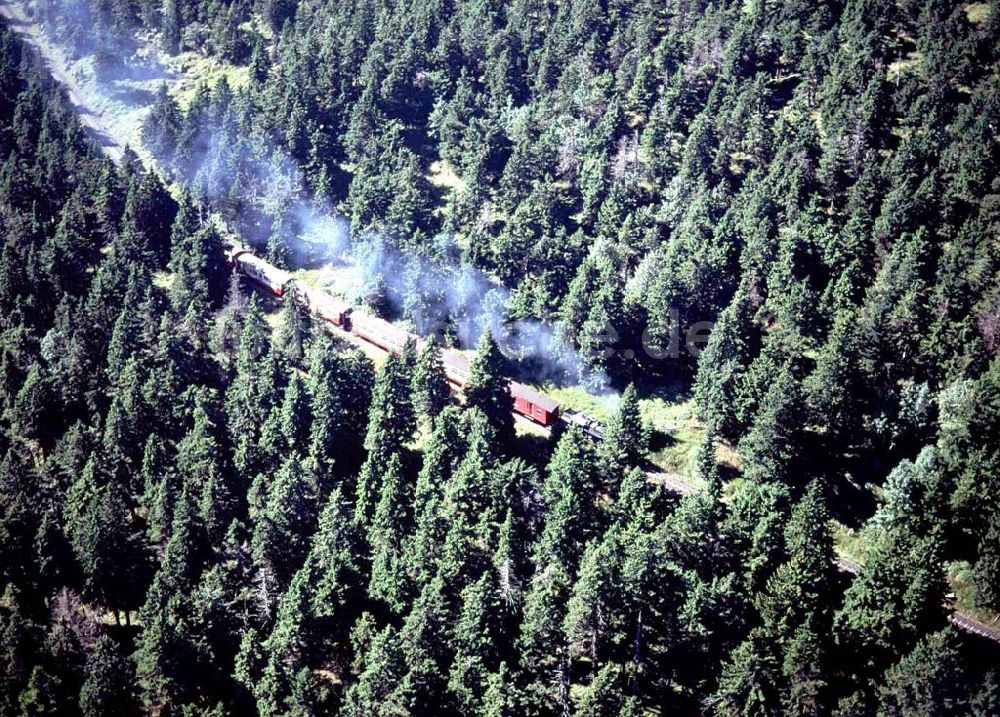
227;243;603;436
233;233;1000;646
837;556;1000;645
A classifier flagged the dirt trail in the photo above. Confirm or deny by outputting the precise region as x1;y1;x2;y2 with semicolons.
0;0;129;159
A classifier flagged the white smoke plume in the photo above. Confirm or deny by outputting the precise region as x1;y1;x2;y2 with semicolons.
299;225;611;391
18;0;611;392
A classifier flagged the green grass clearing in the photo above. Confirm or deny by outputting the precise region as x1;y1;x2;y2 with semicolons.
966;3;992;24
833;521;868;565
539;382;705;477
167;52;250;109
538;383;619;423
642;395;704;478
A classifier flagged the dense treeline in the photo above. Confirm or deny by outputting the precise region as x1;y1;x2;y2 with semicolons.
3;0;1000;715
115;0;1000;633
120;0;1000;377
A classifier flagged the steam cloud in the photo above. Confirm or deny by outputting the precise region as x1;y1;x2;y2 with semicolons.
298;223;609;390
21;0;611;392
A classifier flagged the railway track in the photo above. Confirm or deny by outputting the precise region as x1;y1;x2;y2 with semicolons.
836;551;1000;645
647;471;701;496
949;612;1000;643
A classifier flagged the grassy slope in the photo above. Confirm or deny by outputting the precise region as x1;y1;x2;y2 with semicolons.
166;51;250;109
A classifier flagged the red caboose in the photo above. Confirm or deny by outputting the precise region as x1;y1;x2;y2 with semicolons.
510;381;560;426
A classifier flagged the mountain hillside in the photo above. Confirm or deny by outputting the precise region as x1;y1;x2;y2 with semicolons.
0;0;999;714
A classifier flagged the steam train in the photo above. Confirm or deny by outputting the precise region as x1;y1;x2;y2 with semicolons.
226;244;601;436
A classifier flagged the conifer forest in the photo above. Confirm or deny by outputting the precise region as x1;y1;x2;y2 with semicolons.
0;0;999;714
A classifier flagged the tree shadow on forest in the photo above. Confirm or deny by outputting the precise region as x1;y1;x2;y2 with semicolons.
799;432;880;530
515;429;556;471
649;429;677;454
629;371;694;406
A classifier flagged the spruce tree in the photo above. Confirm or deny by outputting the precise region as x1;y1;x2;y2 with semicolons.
465;331;514;449
518;562;571;715
877;629;974;716
161;0;181;52
834;526;948;682
479;662;519;717
448;573;499;712
304;335;344;482
367;452;413;613
175;391;232;545
781;620;827;716
411;341;451;421
279;373;312;457
256;569;313;714
694;428;723;497
693;290;756;440
364;352;416;454
973;509;1000;613
251;454;318;588
738;362;805;486
17;665;60;716
535;427;600;571
274;287;311;366
573;662;625;717
396;575;451;712
339;625;408;717
410;406;467;583
563;534;620;669
601;383;649;479
712;630;783;717
80;635;134;717
306;486;361;622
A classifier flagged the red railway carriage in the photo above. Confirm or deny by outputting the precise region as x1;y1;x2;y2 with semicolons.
230;249;292;296
441;346;559;426
294;282;353;328
349;311;412;354
510;381;560;426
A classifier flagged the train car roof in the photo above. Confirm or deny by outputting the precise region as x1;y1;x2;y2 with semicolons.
441;349;470;373
238;252;293;283
295;282;353;314
350;311;413;344
510;381;560;412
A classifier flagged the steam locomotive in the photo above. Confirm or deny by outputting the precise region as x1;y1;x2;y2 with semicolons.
227;244;598;434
